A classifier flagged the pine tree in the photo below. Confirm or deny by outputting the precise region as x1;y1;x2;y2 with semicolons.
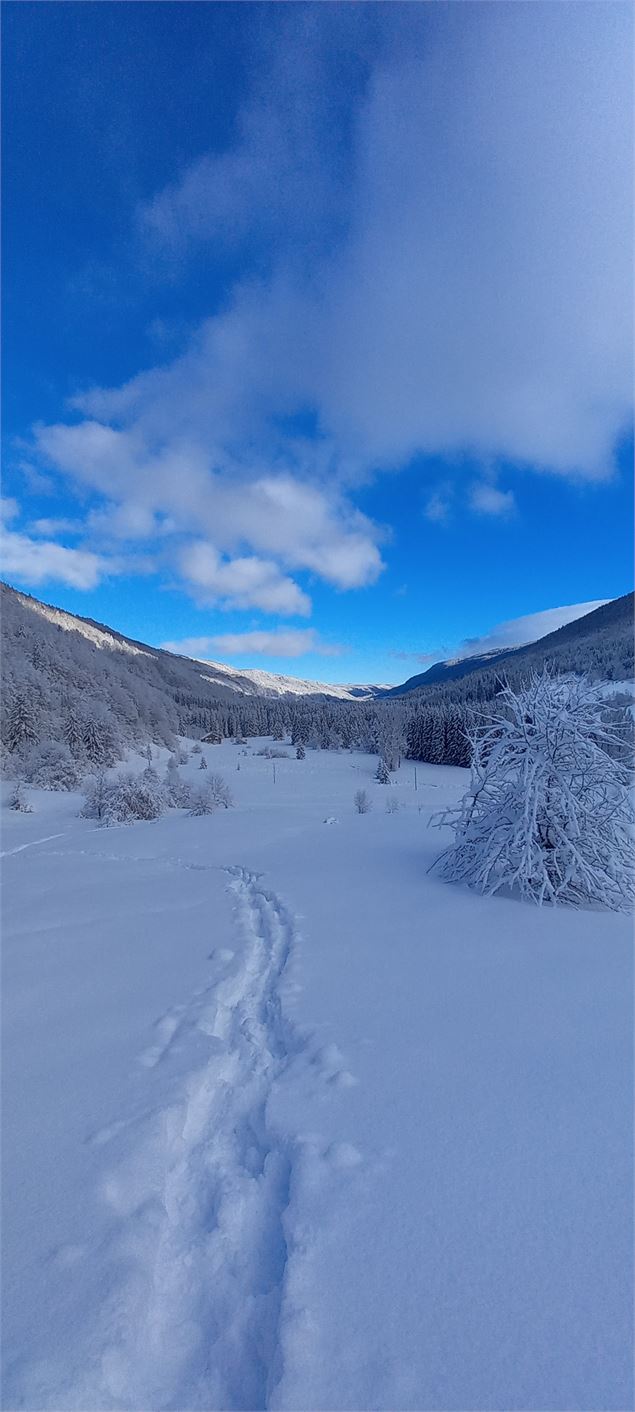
6;694;38;753
63;710;85;759
375;757;390;784
296;742;306;760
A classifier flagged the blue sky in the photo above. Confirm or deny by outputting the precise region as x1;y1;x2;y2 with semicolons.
2;2;633;683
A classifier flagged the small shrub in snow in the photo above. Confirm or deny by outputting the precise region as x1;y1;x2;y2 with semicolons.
385;795;400;814
354;789;372;814
81;771;167;825
9;780;33;812
207;772;233;808
164;757;190;807
199;754;208;770
270;749;290;759
431;671;635;910
188;784;219;815
191;742;203;755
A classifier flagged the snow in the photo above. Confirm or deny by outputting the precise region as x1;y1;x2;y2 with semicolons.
2;742;632;1410
198;658;388;700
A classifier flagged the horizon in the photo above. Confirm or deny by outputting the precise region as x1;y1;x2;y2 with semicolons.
2;2;633;683
1;576;622;689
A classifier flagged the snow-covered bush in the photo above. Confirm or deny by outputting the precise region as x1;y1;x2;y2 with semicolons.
207;773;233;809
81;770;167;825
164;756;190;807
8;780;33;812
191;742;203;755
296;743;306;760
24;741;81;791
199;754;208;770
375;758;390;784
431;671;635;910
354;789;372;814
385;795;400;814
188;784;219;816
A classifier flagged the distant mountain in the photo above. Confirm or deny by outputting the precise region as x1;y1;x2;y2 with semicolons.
385;592;634;700
170;653;387;702
383;645;524;696
1;581;381;717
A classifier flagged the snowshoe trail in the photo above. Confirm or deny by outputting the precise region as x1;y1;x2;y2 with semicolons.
97;867;303;1411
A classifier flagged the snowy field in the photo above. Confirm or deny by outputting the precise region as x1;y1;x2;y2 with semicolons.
1;739;633;1411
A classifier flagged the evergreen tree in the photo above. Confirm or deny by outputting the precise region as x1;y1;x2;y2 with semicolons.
6;694;38;753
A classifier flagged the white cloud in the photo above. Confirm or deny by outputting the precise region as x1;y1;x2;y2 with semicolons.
24;5;632;611
424;491;452;524
0;497;20;523
180;542;311;617
29;516;83;537
0;525;109;590
128;4;631;481
163;627;342;660
34;422;383;609
469;483;516;518
461;600;609;656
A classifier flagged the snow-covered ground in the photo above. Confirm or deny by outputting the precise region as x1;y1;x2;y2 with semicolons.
2;741;632;1410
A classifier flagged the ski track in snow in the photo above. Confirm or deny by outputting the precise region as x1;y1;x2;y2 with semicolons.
87;865;345;1412
0;831;67;857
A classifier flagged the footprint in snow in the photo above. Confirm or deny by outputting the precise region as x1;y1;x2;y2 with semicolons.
325;1141;363;1169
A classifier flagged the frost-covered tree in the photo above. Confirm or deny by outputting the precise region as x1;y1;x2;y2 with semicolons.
5;694;39;753
164;756;190;807
80;770;109;821
375;758;390;784
296;743;306;760
63;709;86;760
354;788;372;814
188;783;219;815
24;741;81;791
9;780;33;812
199;754;208;770
83;714;117;767
81;771;167;825
207;773;232;809
431;671;635;910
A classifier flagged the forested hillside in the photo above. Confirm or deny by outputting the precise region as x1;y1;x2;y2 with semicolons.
1;581;632;787
386;593;634;698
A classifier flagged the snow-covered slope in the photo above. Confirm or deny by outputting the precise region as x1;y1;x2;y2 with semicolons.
195;655;388;700
0;581;384;703
386;592;634;697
